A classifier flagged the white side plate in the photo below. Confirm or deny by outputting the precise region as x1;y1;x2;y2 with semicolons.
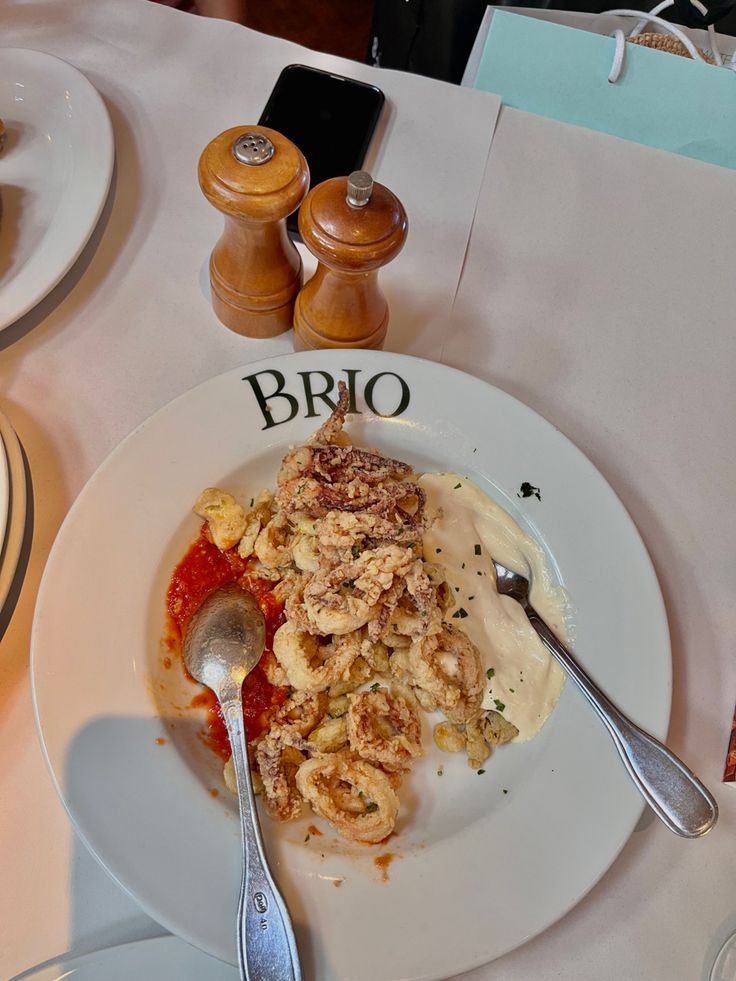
0;48;114;329
16;935;237;980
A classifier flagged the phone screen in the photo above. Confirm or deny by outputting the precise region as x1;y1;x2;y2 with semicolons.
259;64;385;236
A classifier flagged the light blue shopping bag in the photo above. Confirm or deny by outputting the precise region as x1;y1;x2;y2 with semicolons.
474;9;736;170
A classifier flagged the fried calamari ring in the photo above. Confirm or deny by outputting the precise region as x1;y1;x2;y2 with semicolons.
347;687;423;772
295;753;399;843
254;511;293;568
272;689;328;735
406;623;484;723
272;622;360;692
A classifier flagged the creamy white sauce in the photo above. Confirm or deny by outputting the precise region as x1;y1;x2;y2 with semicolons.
419;473;569;742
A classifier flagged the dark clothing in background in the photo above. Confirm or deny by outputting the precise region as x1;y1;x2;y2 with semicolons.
367;0;736;84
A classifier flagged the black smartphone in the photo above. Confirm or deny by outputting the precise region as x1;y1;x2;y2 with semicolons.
259;64;385;238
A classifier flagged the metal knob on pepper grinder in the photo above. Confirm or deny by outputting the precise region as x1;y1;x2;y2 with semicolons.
293;171;408;350
198;126;309;337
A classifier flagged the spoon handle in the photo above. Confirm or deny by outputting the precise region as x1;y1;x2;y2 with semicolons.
526;608;718;839
221;698;302;981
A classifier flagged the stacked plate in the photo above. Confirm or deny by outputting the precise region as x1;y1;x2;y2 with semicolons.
0;406;27;616
0;48;115;331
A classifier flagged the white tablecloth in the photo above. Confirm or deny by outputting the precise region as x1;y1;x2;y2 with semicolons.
1;0;735;978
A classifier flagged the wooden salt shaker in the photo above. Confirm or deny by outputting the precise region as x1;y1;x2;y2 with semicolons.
198;126;309;337
293;171;408;350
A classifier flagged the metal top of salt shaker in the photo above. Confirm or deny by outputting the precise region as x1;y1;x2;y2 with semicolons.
232;132;275;166
346;171;373;208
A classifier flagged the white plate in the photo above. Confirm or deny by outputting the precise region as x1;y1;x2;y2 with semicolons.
31;352;671;981
0;406;27;615
17;935;237;980
0;48;114;330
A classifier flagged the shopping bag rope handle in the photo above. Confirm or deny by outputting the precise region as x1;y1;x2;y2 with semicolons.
630;0;723;64
604;5;735;80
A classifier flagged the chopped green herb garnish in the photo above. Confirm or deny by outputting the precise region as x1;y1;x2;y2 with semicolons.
494;699;506;712
365;801;379;813
437;767;444;776
477;769;486;775
453;482;462;489
518;482;541;501
486;668;495;679
342;579;355;589
249;498;254;508
452;608;468;619
435;547;442;554
502;789;508;795
370;682;380;691
304;834;310;842
474;544;481;555
509;687;515;693
351;544;362;558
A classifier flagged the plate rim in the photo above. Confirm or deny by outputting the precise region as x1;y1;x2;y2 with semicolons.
15;934;236;979
30;350;672;979
0;46;115;330
0;421;9;559
0;406;27;615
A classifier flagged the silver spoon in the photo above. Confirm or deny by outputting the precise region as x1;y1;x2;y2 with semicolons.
183;583;302;981
492;559;718;838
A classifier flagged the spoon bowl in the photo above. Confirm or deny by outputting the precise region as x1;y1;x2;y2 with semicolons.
183;583;265;699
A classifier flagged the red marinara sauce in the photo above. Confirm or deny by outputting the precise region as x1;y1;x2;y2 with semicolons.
166;526;289;757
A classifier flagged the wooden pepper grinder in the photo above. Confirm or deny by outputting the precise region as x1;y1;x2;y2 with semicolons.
293;171;408;350
198;126;309;337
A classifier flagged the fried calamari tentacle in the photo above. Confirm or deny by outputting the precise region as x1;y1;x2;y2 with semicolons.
272;621;361;692
310;445;412;485
347;688;423;772
255;726;311;821
309;380;350;445
276;472;425;520
296;545;422;636
295;752;399;843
